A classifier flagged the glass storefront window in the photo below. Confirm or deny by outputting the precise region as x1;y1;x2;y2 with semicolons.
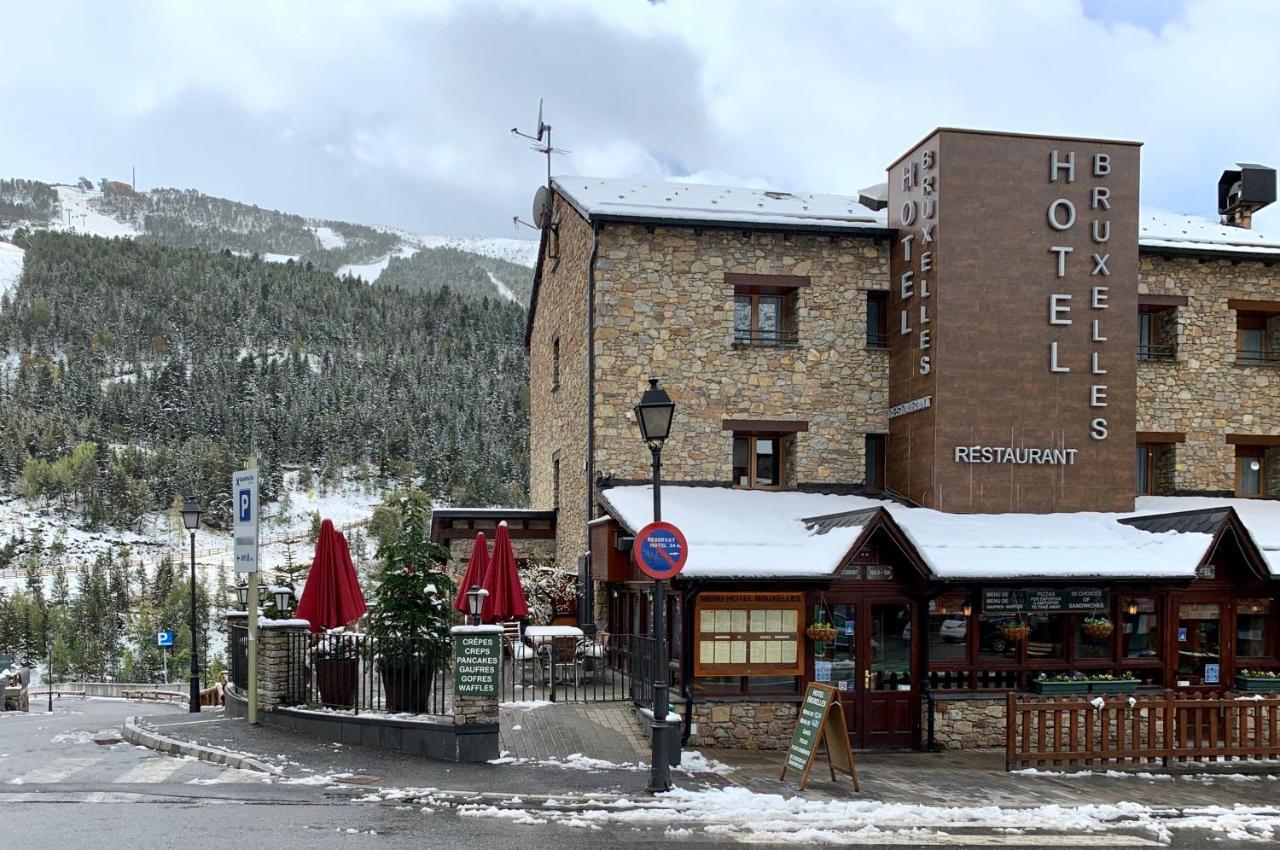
979;614;1022;662
1074;614;1113;659
812;604;856;690
1238;599;1272;658
928;591;969;663
1026;613;1065;660
1176;602;1220;683
1122;598;1160;658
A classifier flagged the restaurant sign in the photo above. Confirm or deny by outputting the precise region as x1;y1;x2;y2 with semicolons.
982;587;1107;614
452;629;502;698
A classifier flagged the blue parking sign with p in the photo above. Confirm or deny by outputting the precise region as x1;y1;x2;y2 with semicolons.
239;489;252;523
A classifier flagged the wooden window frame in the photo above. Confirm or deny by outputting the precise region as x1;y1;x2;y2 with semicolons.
864;433;887;490
866;290;888;350
551;335;560;392
1236;598;1277;663
732;432;787;490
1236;312;1276;365
1235;445;1266;498
1137;305;1177;362
733;289;797;347
1136;444;1155;495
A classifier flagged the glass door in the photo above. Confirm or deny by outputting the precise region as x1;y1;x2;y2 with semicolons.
1175;600;1222;688
861;600;916;749
813;603;857;745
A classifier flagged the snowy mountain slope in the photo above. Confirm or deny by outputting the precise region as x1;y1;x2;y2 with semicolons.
0;179;537;298
0;242;22;304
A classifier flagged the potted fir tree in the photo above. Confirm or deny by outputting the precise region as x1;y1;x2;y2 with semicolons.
366;497;455;713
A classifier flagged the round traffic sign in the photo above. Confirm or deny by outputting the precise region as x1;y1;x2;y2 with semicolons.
632;521;689;580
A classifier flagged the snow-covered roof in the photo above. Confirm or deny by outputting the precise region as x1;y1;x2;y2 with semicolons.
1139;212;1280;257
1133;496;1280;575
599;485;1231;581
552;176;890;234
599;486;887;578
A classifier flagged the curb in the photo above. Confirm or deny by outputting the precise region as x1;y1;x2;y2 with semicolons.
122;716;283;776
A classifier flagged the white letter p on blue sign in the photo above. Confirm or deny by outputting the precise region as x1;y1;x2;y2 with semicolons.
239;489;251;523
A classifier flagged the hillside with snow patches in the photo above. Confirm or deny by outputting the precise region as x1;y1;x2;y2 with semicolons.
0;181;538;304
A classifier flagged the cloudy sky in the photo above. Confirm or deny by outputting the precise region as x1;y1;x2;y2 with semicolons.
4;0;1279;237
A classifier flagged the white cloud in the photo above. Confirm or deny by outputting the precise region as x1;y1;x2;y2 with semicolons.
1;0;1278;235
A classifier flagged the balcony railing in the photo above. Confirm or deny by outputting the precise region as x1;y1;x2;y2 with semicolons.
1137;343;1176;362
733;328;799;348
866;331;888;350
1237;349;1280;366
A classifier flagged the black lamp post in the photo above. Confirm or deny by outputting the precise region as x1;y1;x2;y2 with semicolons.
633;377;676;793
180;494;202;713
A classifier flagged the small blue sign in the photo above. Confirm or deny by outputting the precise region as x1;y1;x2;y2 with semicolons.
157;630;175;648
632;522;689;580
239;488;252;523
1178;627;1188;642
1205;663;1220;685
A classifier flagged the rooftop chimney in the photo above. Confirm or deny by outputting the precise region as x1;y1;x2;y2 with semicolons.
1218;163;1276;229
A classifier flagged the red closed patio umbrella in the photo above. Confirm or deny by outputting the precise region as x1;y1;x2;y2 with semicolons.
453;531;490;615
295;519;368;632
480;521;528;623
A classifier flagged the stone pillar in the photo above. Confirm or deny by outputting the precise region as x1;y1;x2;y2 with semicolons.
451;625;501;762
256;620;310;712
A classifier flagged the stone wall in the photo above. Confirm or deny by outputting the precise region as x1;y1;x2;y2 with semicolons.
686;700;799;750
927;696;1006;750
256;620;310;711
591;224;890;487
528;197;595;566
1138;254;1280;495
453;694;499;726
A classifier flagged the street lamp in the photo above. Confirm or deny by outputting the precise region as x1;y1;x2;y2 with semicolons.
181;494;202;714
235;583;249;609
633;377;676;794
272;586;295;616
466;586;489;626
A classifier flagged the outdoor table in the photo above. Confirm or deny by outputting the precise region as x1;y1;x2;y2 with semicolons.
525;626;585;686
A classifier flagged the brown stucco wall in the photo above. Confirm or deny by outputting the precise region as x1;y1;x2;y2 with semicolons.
1137;254;1280;494
528;197;594;565
590;224;890;486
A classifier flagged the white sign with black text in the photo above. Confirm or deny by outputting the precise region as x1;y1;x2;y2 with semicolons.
233;468;259;574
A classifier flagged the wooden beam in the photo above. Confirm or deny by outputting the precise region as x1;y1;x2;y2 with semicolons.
1138;294;1188;308
1228;298;1280;314
1136;431;1187;444
724;272;811;290
1226;434;1280;447
722;418;810;433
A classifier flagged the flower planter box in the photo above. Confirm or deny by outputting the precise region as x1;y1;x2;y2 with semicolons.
1088;679;1139;694
1236;676;1280;692
1031;680;1090;695
315;656;359;709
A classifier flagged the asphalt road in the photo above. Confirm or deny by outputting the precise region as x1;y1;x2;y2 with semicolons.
0;698;696;849
0;698;1265;848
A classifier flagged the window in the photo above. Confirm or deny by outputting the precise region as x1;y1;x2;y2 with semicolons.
733;434;785;489
1122;597;1160;659
734;292;795;346
1238;599;1273;659
1238;314;1271;364
866;291;888;349
864;434;886;490
1137;305;1177;361
551;336;560;391
1176;602;1220;684
727;274;805;347
1136;445;1153;495
1236;446;1265;497
928;591;970;664
1026;613;1066;661
552;453;561;510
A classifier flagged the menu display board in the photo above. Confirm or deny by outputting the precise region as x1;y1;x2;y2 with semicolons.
982;588;1107;614
694;592;804;677
453;631;502;698
779;683;859;792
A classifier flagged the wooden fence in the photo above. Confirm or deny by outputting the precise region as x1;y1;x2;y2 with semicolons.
1006;690;1280;770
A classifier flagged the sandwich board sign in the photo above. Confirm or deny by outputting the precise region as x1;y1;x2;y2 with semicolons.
233;468;259;574
779;682;859;791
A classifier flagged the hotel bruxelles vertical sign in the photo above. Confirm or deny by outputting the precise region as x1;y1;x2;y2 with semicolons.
886;129;1139;513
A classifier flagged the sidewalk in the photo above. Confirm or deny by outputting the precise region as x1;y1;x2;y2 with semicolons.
130;704;1280;812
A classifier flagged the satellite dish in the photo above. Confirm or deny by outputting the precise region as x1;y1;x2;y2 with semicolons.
532;185;552;229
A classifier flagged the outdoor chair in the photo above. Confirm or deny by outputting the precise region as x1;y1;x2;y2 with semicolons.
576;632;608;682
503;633;539;684
540;637;580;689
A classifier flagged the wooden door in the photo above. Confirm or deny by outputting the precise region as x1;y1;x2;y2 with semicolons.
1171;594;1229;691
858;598;917;749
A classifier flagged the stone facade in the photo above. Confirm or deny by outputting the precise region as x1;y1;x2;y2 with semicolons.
1138;254;1280;495
686;700;799;750
927;696;1006;750
453;694;499;726
255;620;310;712
528;196;595;566
591;224;889;486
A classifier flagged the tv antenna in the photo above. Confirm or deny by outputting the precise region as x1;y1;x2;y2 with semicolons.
511;99;570;231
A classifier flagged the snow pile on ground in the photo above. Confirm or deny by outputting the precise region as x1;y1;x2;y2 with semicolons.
442;785;1280;844
674;751;735;776
500;700;554;710
0;242;23;304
